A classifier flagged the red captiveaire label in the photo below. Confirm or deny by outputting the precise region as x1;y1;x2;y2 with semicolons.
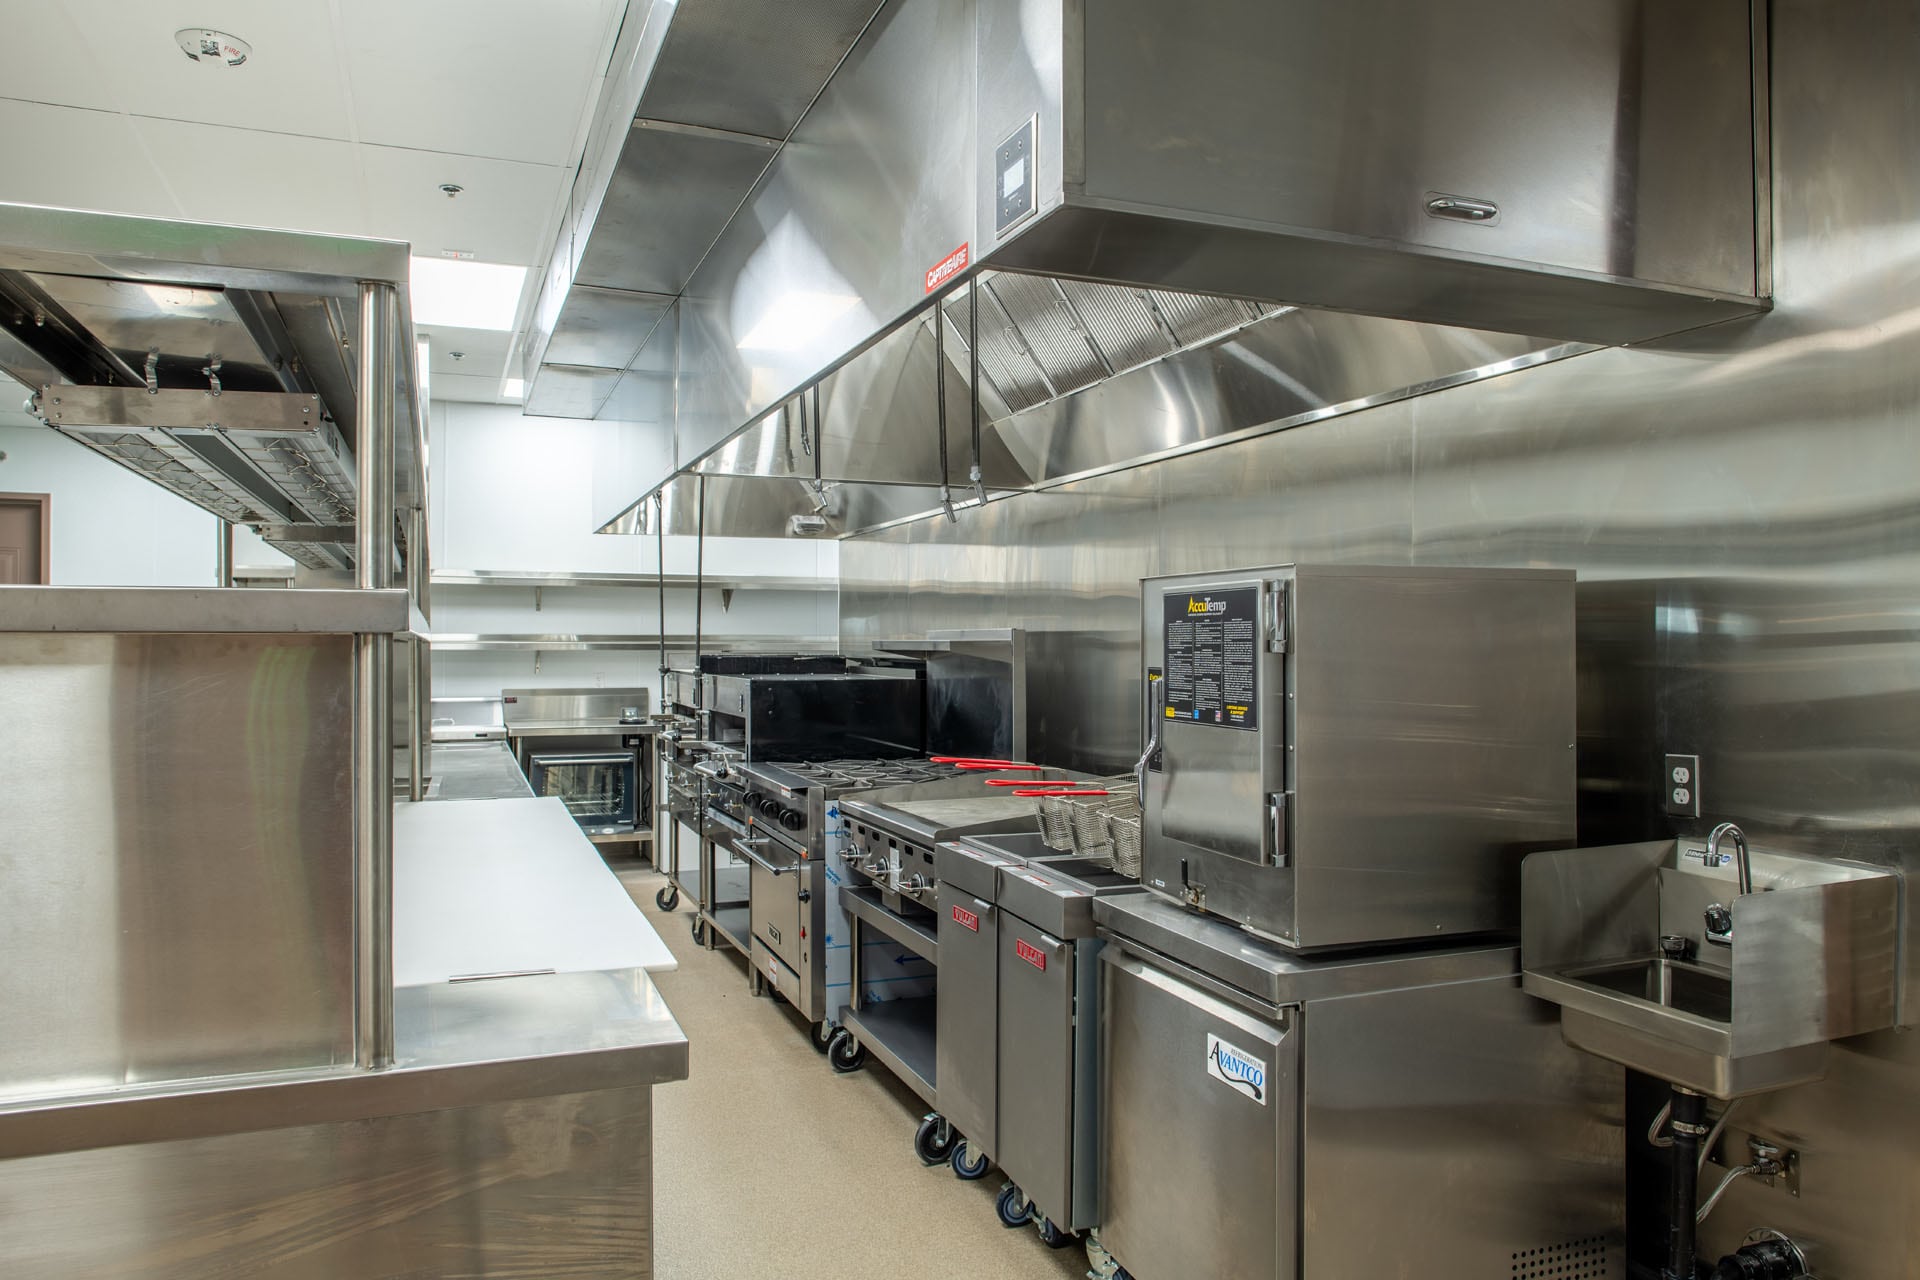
952;904;980;932
924;243;970;294
1016;939;1046;971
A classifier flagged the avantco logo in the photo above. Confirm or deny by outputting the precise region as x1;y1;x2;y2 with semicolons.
1186;596;1229;615
1205;1033;1267;1105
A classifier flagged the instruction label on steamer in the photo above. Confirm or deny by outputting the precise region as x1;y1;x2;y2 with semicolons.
1163;586;1259;730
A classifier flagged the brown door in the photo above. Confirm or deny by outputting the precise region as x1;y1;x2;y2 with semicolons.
0;493;50;584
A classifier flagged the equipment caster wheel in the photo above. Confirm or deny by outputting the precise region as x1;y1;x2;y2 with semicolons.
828;1029;867;1074
995;1184;1031;1229
914;1113;957;1165
655;884;680;911
951;1141;991;1180
1037;1217;1076;1249
1113;1269;1134;1280
810;1021;835;1054
690;917;707;946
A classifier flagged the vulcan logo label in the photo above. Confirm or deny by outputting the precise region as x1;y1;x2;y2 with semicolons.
1206;1033;1267;1105
951;904;980;932
1186;596;1229;615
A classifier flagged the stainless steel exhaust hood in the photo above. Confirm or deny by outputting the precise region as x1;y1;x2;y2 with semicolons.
0;202;425;573
555;0;1766;535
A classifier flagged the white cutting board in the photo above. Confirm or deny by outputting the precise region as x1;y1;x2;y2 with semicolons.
394;796;676;987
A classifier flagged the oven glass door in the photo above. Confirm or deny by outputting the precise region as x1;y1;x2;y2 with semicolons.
529;752;637;830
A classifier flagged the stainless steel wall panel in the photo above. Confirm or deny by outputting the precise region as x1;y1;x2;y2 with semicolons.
0;633;356;1101
634;0;885;141
672;0;977;469
843;1;1920;1269
573;126;777;297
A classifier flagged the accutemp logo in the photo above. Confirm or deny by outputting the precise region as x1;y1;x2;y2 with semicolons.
1205;1033;1267;1105
1186;595;1229;615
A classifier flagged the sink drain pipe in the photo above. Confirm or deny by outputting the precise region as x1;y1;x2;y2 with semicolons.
1666;1087;1709;1280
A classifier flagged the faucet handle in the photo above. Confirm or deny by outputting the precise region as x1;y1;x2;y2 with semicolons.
1704;903;1734;946
1660;934;1697;961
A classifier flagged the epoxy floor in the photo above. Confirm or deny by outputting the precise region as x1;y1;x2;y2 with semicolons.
617;865;1094;1280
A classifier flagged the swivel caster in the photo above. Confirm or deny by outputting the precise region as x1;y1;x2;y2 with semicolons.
690;917;707;946
828;1029;867;1074
1114;1270;1134;1280
995;1184;1031;1230
810;1021;835;1054
1037;1216;1076;1249
914;1113;957;1165
951;1141;991;1180
655;884;680;911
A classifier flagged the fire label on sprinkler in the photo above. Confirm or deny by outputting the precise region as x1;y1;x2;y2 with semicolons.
1206;1033;1267;1105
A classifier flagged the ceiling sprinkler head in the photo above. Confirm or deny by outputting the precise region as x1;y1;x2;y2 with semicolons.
788;513;829;538
449;351;466;361
175;29;251;68
439;183;464;199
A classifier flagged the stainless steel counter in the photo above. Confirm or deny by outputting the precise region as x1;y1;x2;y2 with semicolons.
427;740;535;800
0;966;687;1161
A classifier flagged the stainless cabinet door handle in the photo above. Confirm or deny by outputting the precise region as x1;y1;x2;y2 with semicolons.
1426;194;1500;222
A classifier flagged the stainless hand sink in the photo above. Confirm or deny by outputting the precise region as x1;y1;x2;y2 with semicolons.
1522;838;1903;1098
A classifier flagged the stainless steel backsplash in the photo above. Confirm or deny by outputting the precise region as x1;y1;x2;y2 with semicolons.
839;2;1920;1269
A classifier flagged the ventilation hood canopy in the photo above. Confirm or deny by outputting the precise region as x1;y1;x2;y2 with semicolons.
557;0;1766;532
0;202;425;573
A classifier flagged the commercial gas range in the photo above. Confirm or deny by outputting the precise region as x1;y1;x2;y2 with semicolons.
713;757;961;1033
840;781;1057;916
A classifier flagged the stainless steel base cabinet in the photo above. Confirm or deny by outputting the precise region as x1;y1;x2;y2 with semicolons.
1101;951;1298;1279
1096;898;1623;1280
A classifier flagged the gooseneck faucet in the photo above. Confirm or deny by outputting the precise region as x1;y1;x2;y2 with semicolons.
1706;821;1752;895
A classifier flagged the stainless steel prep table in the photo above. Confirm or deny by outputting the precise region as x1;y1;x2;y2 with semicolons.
426;740;535;800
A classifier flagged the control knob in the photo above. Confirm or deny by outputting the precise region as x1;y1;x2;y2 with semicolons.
778;808;807;831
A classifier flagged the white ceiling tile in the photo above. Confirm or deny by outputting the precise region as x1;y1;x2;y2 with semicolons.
63;1;356;141
0;4;119;111
419;327;514;379
360;146;562;266
129;116;369;235
336;0;620;165
430;370;515;404
0;100;179;218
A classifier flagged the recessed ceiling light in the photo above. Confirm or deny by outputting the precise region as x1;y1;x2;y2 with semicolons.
409;257;527;332
175;29;251;68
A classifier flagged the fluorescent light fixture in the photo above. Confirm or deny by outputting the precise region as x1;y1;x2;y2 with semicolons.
500;377;526;401
409;256;527;331
737;291;860;352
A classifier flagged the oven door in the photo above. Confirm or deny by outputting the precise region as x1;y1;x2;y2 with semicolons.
528;751;638;831
744;834;806;975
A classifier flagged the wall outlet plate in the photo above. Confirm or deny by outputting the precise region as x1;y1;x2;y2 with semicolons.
1664;753;1701;818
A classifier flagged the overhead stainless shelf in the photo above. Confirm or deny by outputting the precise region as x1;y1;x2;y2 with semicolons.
0;586;411;634
430;633;838;653
431;569;836;592
0;201;427;569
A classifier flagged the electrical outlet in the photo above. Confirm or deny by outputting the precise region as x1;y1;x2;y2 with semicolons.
1664;753;1701;818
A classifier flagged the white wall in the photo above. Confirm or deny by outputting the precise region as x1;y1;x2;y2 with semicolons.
428;401;840;704
0;415;216;586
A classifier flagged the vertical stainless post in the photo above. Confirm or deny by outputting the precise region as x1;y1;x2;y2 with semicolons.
354;280;397;1069
214;519;232;587
405;506;427;802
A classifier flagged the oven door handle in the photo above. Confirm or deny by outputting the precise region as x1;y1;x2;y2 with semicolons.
738;838;798;876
